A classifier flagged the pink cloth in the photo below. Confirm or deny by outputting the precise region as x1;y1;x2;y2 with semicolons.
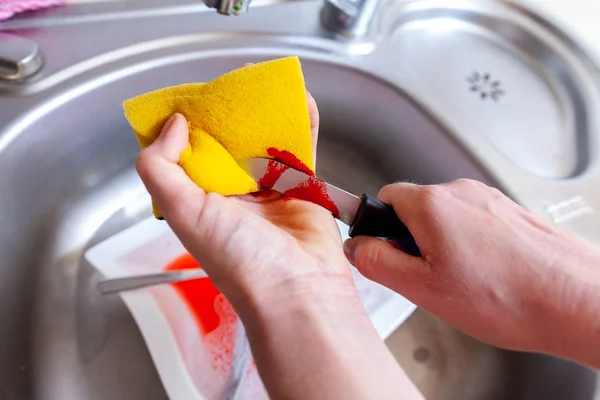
0;0;66;21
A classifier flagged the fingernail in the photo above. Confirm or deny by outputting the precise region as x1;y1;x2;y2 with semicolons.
343;239;357;265
158;114;178;140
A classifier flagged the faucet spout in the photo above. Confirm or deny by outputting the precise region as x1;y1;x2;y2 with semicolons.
320;0;381;38
202;0;380;39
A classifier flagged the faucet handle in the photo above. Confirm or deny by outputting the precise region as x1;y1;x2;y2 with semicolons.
0;33;44;81
203;0;251;15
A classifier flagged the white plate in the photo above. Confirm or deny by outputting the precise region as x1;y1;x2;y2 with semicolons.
85;217;416;400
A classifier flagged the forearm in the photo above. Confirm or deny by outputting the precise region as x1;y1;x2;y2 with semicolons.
235;278;423;400
530;238;600;368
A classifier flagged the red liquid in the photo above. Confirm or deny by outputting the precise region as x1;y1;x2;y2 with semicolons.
266;147;314;176
257;159;289;189
283;176;340;219
259;147;340;218
164;253;220;335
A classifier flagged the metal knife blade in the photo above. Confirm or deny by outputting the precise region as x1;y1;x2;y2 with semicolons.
247;157;361;226
97;269;208;295
247;157;421;256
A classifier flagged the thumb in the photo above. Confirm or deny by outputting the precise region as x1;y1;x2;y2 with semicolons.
136;113;207;228
135;113;280;288
344;236;430;294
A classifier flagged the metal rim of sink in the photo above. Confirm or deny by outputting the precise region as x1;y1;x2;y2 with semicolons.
0;1;599;399
382;0;600;179
376;0;600;245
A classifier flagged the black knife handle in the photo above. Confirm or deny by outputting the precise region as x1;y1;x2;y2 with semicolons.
348;194;421;256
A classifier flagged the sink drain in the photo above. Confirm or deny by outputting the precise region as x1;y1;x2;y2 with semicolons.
467;71;505;101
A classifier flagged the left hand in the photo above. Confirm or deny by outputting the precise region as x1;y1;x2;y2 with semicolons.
135;92;356;310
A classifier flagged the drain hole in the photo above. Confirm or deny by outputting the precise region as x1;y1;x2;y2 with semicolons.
467;71;505;101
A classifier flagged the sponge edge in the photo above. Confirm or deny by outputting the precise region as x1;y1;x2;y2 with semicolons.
123;56;314;218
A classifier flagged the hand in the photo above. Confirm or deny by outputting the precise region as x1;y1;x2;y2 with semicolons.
344;179;600;366
135;91;424;400
135;92;355;309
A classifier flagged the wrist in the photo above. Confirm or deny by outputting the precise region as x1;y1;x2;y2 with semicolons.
232;270;362;323
230;268;420;400
213;248;358;320
528;242;600;366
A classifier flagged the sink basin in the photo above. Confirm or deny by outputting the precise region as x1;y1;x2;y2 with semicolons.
0;0;598;399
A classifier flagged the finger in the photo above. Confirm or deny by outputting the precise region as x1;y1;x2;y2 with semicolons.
146;113;190;162
344;236;429;293
377;182;426;228
136;113;207;225
307;91;320;162
136;113;276;285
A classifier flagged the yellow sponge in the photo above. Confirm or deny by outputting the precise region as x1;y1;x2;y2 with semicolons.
123;57;314;217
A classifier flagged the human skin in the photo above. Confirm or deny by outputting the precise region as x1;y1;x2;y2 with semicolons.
344;180;600;369
136;92;600;399
135;96;424;399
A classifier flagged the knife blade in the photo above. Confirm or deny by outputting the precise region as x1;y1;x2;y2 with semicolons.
247;158;420;256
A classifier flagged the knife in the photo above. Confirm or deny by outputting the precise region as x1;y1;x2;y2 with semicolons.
247;158;421;256
97;269;209;295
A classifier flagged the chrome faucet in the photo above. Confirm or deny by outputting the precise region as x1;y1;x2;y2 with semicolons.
319;0;381;38
204;0;380;38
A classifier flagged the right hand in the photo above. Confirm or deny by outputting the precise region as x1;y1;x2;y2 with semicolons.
343;179;600;364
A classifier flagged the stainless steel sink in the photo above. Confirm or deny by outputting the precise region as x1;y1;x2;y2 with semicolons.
0;0;598;399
